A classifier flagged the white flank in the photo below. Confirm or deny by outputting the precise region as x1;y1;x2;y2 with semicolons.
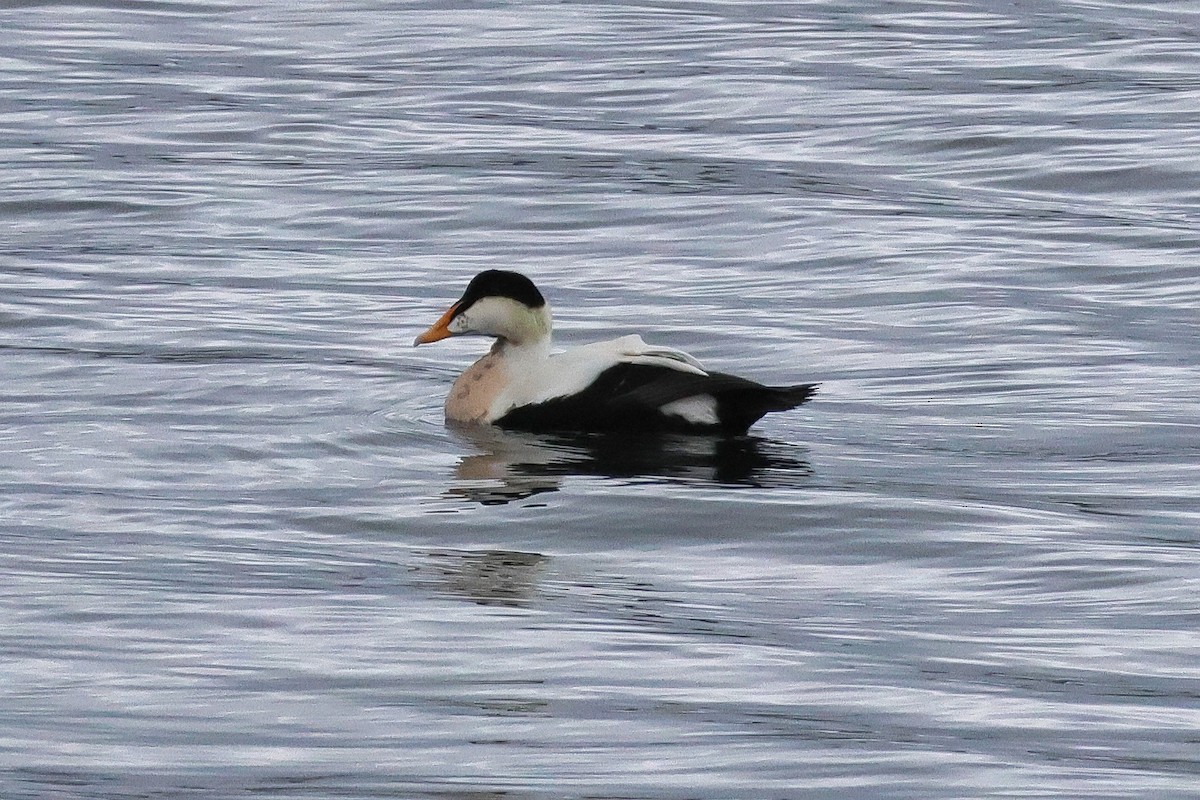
660;395;719;425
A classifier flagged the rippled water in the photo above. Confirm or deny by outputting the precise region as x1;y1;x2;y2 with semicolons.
3;1;1199;797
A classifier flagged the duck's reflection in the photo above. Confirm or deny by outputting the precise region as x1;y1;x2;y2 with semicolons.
446;422;813;505
422;548;547;607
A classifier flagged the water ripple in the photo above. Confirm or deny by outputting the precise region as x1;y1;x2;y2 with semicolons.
2;1;1198;798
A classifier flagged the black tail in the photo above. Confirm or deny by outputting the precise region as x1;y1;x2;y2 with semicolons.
715;381;817;434
765;383;818;411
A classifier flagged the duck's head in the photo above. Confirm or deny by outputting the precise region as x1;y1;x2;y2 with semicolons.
413;270;552;347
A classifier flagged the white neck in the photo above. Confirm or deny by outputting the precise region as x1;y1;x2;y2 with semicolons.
492;330;551;360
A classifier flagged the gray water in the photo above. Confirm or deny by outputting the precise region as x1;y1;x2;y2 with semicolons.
3;1;1199;797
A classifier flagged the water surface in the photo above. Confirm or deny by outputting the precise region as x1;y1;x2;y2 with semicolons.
2;1;1198;797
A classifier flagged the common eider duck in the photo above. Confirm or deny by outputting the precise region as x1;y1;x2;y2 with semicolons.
413;270;816;434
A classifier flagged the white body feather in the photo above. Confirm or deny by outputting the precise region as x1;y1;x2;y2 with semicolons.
486;334;708;422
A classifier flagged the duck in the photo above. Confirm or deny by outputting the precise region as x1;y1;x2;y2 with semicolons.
413;270;816;434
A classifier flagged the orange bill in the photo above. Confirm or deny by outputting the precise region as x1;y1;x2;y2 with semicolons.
413;302;461;346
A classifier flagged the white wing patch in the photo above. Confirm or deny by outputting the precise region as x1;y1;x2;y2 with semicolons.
605;335;707;374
